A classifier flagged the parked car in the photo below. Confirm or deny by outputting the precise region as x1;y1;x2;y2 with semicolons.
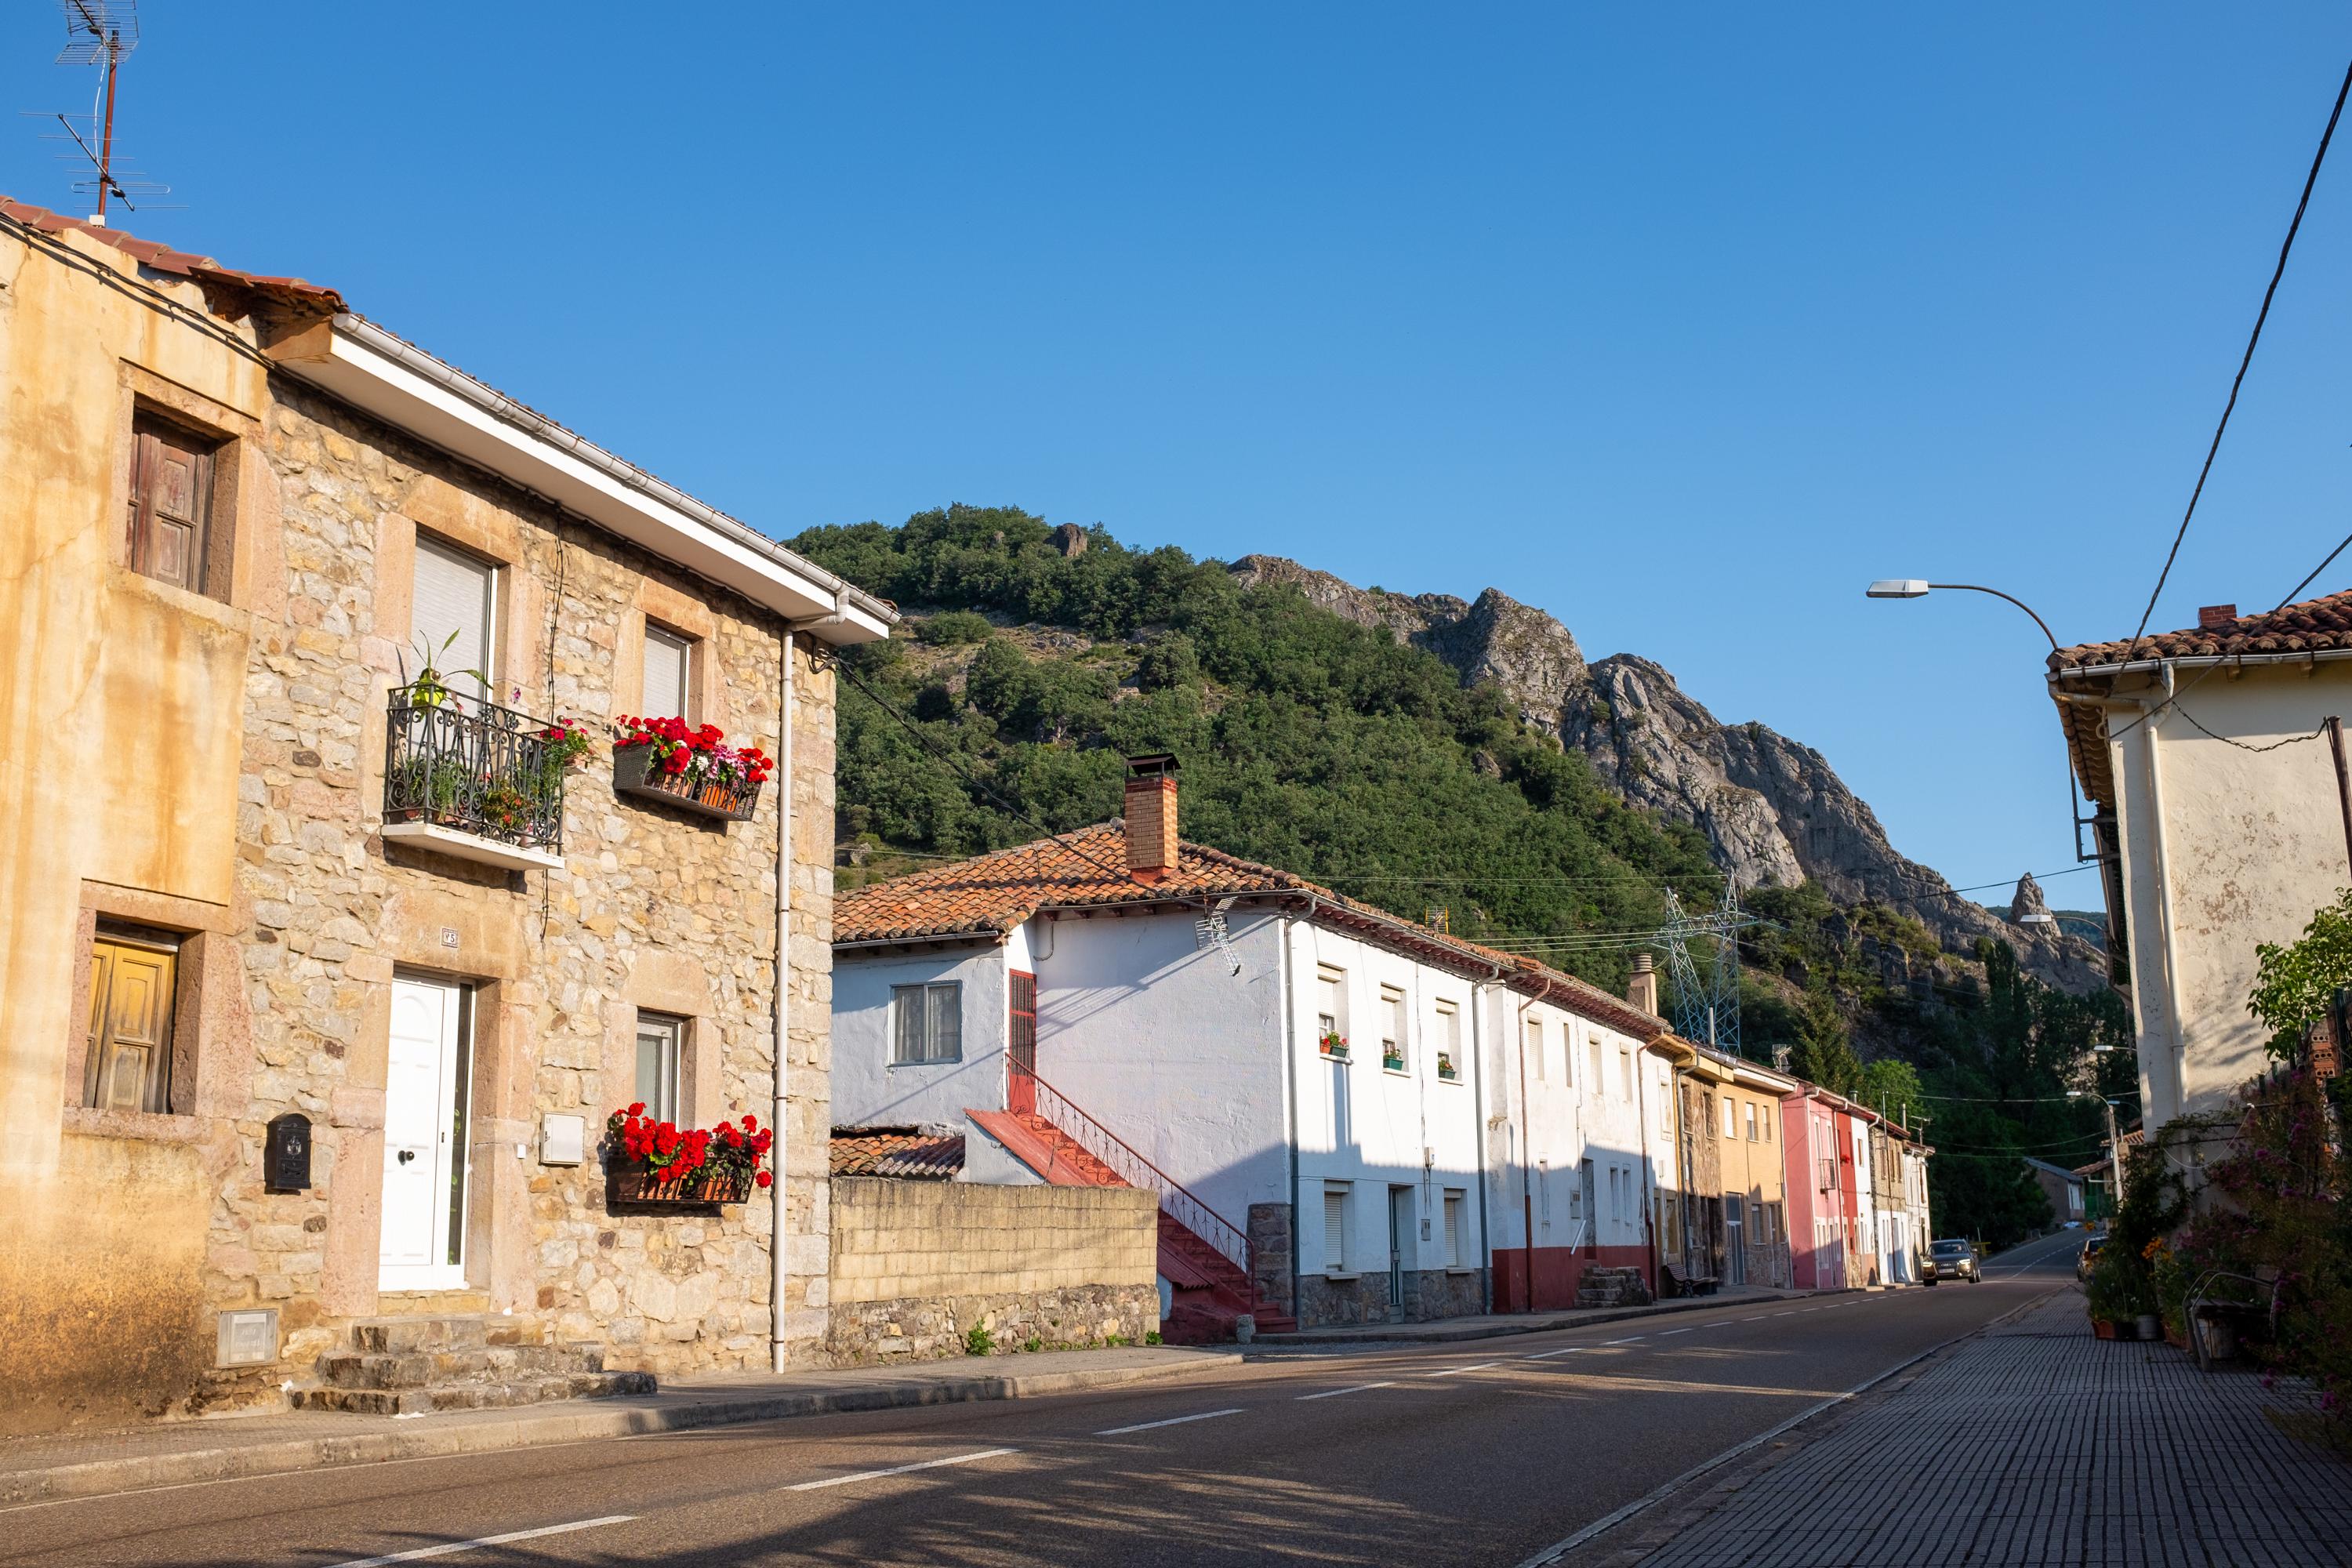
2077;1232;2107;1283
1923;1237;1980;1284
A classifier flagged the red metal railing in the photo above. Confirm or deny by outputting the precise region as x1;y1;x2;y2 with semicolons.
1006;1058;1255;1287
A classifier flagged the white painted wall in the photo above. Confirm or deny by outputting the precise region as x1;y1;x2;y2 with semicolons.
832;945;1006;1128
1480;991;1659;1261
1290;920;1485;1282
2101;663;2352;1124
1027;909;1290;1229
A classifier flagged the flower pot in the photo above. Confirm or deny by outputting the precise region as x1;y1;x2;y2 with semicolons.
2092;1317;2120;1341
612;745;761;823
2164;1321;2189;1351
2135;1314;2161;1342
606;1161;755;1207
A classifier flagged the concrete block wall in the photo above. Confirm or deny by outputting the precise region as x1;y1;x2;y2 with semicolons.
826;1178;1158;1363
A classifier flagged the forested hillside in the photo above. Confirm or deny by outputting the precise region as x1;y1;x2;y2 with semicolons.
789;504;2134;1245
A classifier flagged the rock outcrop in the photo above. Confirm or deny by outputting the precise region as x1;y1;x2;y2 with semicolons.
1227;555;2103;993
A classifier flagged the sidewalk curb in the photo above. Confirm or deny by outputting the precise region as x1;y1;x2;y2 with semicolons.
0;1350;1245;1510
1248;1290;1817;1351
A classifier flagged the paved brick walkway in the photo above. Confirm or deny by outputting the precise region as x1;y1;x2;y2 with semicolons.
1599;1291;2352;1568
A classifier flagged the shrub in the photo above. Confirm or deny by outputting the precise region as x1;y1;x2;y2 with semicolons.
917;609;996;646
964;1324;995;1357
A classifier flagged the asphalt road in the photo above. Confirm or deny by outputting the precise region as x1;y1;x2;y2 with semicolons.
0;1232;2085;1568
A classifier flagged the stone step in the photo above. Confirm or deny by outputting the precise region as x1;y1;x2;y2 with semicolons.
318;1341;604;1391
378;1290;495;1316
291;1370;655;1417
348;1313;548;1355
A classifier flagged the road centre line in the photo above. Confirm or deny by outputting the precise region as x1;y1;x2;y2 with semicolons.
1523;1346;1590;1359
327;1516;635;1567
787;1448;1018;1491
1658;1327;1693;1335
1740;1315;1770;1321
1602;1337;1646;1345
1297;1381;1396;1400
1430;1361;1507;1376
1096;1409;1243;1436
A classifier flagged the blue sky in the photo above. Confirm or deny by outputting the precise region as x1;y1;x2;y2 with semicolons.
7;5;2349;907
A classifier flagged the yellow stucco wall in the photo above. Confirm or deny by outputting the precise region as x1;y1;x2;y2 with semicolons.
0;227;263;1429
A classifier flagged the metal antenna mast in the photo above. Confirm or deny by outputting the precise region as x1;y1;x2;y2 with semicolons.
36;2;169;224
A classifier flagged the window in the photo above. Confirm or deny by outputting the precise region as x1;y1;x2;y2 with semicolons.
1443;1190;1465;1267
1537;1159;1551;1227
642;623;691;718
633;1011;684;1123
1588;1036;1604;1094
128;417;216;592
1526;1017;1544;1080
85;923;182;1113
1381;986;1407;1071
412;535;496;702
1316;966;1347;1056
1722;1094;1737;1139
1761;1102;1773;1142
890;982;963;1064
1433;999;1459;1078
1744;1102;1758;1142
1619;1047;1632;1101
1323;1184;1350;1272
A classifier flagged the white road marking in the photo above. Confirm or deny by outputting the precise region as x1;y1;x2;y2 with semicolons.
1095;1408;1243;1436
1659;1327;1693;1335
327;1516;634;1567
1523;1346;1590;1359
1740;1315;1771;1321
1297;1381;1396;1400
1772;1311;1798;1317
787;1447;1018;1490
1602;1336;1645;1345
1430;1360;1507;1376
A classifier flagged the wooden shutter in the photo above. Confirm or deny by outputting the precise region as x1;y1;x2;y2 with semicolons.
1008;971;1036;1077
1323;1187;1347;1270
128;421;213;592
642;624;691;718
411;535;495;700
85;929;179;1113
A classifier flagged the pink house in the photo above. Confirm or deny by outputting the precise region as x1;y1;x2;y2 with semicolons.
1782;1089;1852;1292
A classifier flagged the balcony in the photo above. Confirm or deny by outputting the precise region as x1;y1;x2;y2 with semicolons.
381;685;567;873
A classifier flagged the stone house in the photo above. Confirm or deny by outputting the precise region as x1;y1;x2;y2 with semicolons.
829;755;1679;1338
0;200;891;1433
2050;593;2352;1127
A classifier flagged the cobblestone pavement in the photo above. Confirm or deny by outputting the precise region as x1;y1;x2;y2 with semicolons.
1576;1290;2352;1568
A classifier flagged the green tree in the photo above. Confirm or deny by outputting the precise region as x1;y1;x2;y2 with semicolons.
2248;887;2352;1058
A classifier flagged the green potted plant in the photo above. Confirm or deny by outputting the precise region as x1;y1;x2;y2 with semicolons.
1318;1029;1348;1061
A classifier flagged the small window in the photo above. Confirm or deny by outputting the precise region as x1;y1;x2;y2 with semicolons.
1435;1000;1460;1077
891;982;963;1064
1762;1102;1773;1142
634;1011;684;1123
1323;1185;1350;1272
1744;1102;1758;1142
1588;1037;1604;1096
1722;1097;1737;1138
128;417;216;593
1316;967;1347;1057
411;535;496;702
85;923;183;1112
1559;1021;1573;1087
642;622;691;719
1381;987;1407;1071
1443;1190;1465;1268
1526;1017;1544;1080
1620;1047;1633;1102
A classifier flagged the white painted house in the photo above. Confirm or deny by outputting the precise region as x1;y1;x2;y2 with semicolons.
831;757;1678;1338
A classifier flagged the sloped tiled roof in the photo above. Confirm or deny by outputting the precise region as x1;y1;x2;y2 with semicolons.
2049;589;2352;673
833;822;1671;1040
829;1127;965;1179
2;197;345;319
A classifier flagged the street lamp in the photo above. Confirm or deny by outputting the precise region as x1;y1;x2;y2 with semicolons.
1864;581;2060;653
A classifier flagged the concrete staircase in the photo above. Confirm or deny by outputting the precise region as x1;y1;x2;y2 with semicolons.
292;1314;654;1416
1574;1265;1654;1310
969;1105;1296;1343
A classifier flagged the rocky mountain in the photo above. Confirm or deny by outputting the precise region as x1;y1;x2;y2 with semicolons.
1228;555;2103;993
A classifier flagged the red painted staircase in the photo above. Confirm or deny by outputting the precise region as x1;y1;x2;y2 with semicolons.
970;1073;1295;1344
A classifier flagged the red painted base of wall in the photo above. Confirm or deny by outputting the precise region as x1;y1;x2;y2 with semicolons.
1490;1245;1652;1312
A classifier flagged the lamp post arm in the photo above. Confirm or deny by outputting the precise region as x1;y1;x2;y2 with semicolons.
1927;583;2061;653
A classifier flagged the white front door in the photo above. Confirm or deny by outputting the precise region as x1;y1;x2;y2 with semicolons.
380;975;472;1290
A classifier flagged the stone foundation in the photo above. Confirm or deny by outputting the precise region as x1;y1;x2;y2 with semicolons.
1298;1266;1486;1328
829;1283;1159;1364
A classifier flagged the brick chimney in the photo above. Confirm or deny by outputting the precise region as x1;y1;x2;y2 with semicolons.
2198;604;2238;630
1123;754;1179;883
1628;952;1660;1016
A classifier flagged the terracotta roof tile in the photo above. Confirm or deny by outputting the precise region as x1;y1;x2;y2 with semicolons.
0;196;345;318
2049;587;2352;672
829;1127;965;1179
834;823;1670;1040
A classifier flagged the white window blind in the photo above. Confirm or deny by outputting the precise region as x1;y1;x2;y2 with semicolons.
1526;1018;1544;1080
634;1012;683;1123
891;982;962;1063
1723;1096;1737;1138
1443;1191;1463;1267
1589;1038;1604;1094
411;535;495;700
643;623;691;717
1620;1047;1633;1101
1323;1187;1348;1272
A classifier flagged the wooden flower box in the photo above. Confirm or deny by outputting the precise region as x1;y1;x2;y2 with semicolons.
612;746;761;823
606;1163;755;1207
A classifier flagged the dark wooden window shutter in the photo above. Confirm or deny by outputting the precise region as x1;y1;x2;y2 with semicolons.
128;419;214;592
85;926;181;1114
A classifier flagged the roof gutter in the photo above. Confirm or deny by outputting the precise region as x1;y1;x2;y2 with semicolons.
2049;646;2352;684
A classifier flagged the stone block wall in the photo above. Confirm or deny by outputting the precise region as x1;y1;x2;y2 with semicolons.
826;1178;1158;1364
1298;1265;1486;1328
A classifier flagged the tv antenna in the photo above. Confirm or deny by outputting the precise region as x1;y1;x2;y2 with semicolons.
32;2;172;224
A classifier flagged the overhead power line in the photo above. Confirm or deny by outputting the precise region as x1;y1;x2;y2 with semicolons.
2119;52;2352;666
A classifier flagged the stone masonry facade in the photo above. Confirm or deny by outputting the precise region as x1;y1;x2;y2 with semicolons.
826;1178;1158;1365
198;379;841;1408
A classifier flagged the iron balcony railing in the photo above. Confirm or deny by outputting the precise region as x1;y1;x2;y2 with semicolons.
383;684;565;853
